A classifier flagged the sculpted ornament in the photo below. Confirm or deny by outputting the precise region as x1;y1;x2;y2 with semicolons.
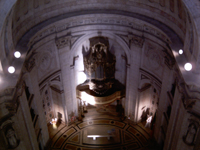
183;120;199;145
130;35;144;48
178;82;198;109
1;121;19;149
40;55;50;70
56;36;71;49
6;128;19;148
145;44;161;69
25;52;36;72
37;52;52;71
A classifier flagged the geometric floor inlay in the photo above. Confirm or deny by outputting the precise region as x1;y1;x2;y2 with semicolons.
48;118;159;150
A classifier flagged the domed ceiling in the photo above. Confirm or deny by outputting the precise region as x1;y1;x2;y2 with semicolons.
0;0;200;91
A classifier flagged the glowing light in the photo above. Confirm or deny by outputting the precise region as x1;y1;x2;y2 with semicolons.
50;118;57;129
14;51;21;58
184;63;192;71
179;49;183;55
81;92;95;105
77;72;87;84
8;66;15;74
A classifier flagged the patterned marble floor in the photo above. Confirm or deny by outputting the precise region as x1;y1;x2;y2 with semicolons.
48;118;159;150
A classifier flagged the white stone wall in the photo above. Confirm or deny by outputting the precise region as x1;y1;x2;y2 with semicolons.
1;5;199;150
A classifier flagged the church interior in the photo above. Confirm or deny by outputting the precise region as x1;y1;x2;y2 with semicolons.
0;0;200;150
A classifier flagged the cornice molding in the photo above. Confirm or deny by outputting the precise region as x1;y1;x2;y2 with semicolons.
28;15;170;50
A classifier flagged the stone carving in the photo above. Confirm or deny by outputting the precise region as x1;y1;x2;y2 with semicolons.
17;84;24;97
1;121;19;149
145;44;162;70
39;55;51;71
55;36;71;49
149;52;161;69
0;88;15;98
130;35;144;48
25;52;36;72
183;121;199;145
28;17;170;50
177;82;200;113
6;128;19;148
179;83;200;101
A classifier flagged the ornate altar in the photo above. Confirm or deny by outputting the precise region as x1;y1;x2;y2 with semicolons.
76;37;125;106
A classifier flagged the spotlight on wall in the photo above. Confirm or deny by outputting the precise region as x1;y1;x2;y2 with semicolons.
179;49;183;55
8;66;15;74
184;63;192;71
14;51;21;58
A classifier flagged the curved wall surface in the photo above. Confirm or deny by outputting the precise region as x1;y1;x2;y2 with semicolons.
0;1;200;150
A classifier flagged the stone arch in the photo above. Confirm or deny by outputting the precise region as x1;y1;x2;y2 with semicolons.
138;78;161;97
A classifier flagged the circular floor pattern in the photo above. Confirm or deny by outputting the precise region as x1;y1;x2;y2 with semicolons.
48;119;159;150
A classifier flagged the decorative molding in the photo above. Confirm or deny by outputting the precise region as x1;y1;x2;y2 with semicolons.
50;86;64;94
55;36;71;49
182;98;196;109
139;68;162;95
183;119;199;145
38;53;52;71
50;75;61;82
70;34;84;48
129;34;144;48
28;17;170;50
15;81;25;98
24;52;37;72
39;70;61;87
0;88;15;99
178;83;200;100
144;42;164;70
117;34;129;47
70;55;79;68
178;83;200;113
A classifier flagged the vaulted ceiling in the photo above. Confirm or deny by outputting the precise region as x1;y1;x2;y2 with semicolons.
0;0;200;92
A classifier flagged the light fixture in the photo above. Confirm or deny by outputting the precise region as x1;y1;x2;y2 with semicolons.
179;49;183;55
184;63;192;71
8;66;15;74
14;51;21;58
